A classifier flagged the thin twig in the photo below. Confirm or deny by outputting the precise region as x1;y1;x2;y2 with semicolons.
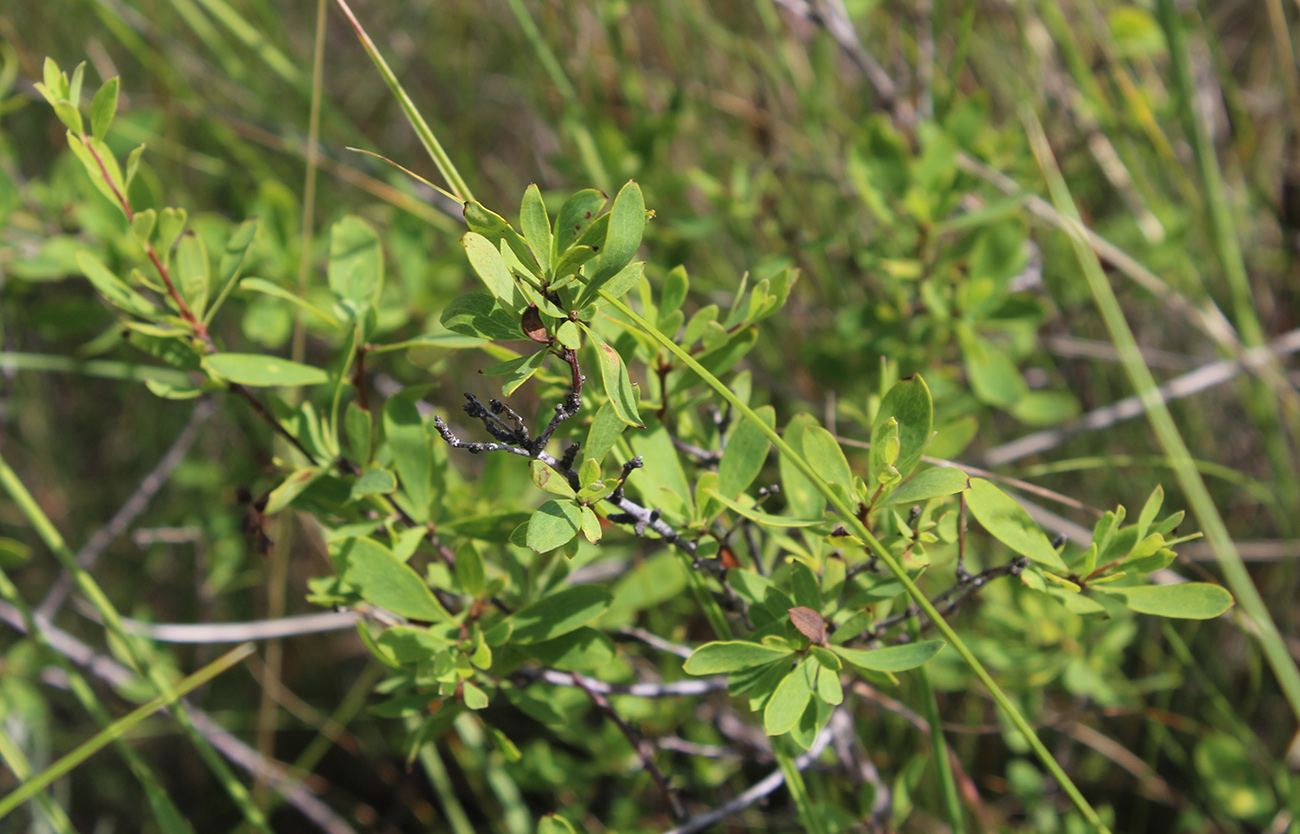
572;671;688;821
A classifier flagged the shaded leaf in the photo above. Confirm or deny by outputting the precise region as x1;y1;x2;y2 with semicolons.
508;585;612;644
332;537;450;622
526;499;583;553
832;640;945;672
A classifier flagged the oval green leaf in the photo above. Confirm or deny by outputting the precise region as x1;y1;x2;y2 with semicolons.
328;216;384;307
331;537;450;623
832;640;945;672
1094;582;1233;619
683;640;795;674
507;585;612;644
203;353;329;386
881;466;970;507
526;499;583;553
966;478;1067;570
801;426;853;493
764;658;814;736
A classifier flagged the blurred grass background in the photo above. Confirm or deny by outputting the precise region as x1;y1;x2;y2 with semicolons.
1;0;1299;831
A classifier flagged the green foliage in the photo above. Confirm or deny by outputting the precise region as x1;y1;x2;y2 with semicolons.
2;8;1292;832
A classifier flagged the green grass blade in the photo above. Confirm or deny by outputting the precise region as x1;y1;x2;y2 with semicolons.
0;725;77;834
775;750;826;834
0;643;255;819
598;292;1112;832
911;617;964;833
331;0;474;203
1021;106;1300;726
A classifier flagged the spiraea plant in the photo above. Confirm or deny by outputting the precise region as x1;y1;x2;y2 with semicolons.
4;52;1246;834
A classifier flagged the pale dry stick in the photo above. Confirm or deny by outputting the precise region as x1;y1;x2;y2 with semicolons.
532;669;728;698
113;610;362;643
984;328;1300;467
0;601;356;834
658;718;836;834
36;398;216;620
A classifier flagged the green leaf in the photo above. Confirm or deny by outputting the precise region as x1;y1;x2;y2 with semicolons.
206;218;260;323
875;375;932;481
880;467;970;507
780;414;823;518
764;658;814;736
1094;583;1233;619
629;419;693;517
790;561;822;611
584;401;626;466
345;401;372;464
966;478;1067;570
526;499;583;553
440;293;524;341
462;231;523;312
520;184;552;277
684;640;795;674
576;260;644;310
801;426;853;494
462;682;489;710
328;216;384;308
507;585;612;644
661;265;689;316
349;468;397;499
523;627;615;672
587;181;645;288
76;251;156;317
383;388;434;523
203;353;329;386
157;208;188;263
555;320;582;349
463;201;542;280
90;77;119;140
531;460;576;498
589;328;643;428
580;505;602;543
176;232;209;320
552;189;608;257
1135;485;1164;543
957;324;1026;407
331;537;450;622
484;349;547;396
454;543;485;598
718;405;774;499
240;278;343;329
832;640;945;672
868;416;900;490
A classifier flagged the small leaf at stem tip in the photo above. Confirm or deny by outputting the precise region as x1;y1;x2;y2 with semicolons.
788;607;826;644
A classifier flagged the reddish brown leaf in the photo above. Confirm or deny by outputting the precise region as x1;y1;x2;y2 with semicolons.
521;305;549;343
718;545;741;569
788;606;826;644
